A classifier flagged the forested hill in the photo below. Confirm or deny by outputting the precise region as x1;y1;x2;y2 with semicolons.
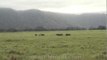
0;8;106;30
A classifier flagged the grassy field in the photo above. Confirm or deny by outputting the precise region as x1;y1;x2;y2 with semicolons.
0;30;106;60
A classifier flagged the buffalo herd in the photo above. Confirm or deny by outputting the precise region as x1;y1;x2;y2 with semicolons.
35;34;71;36
35;34;45;36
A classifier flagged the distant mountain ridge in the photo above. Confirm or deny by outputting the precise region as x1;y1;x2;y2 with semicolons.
0;8;106;30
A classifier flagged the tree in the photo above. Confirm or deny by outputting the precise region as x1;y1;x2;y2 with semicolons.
97;25;106;30
6;28;18;32
35;26;47;31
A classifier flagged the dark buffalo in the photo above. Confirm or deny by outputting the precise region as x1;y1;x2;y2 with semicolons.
39;34;45;36
65;34;71;36
35;34;37;36
56;34;63;36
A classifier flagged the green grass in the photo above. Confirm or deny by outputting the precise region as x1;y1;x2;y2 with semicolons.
0;30;106;60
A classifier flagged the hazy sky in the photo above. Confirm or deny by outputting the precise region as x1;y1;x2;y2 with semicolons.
0;0;106;14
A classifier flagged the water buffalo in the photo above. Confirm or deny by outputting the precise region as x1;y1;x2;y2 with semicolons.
39;34;45;36
56;34;63;36
35;34;37;36
65;34;71;36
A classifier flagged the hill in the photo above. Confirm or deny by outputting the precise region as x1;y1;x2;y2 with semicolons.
0;8;106;30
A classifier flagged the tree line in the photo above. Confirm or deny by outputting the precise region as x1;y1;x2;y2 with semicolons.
0;25;106;32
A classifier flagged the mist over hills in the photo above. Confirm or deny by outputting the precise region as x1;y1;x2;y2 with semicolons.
0;8;106;30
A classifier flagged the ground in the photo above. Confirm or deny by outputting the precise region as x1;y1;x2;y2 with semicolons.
0;30;106;60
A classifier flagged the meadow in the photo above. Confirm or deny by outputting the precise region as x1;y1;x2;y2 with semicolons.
0;30;106;60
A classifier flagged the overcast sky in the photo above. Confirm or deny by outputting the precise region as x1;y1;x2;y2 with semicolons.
0;0;106;14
